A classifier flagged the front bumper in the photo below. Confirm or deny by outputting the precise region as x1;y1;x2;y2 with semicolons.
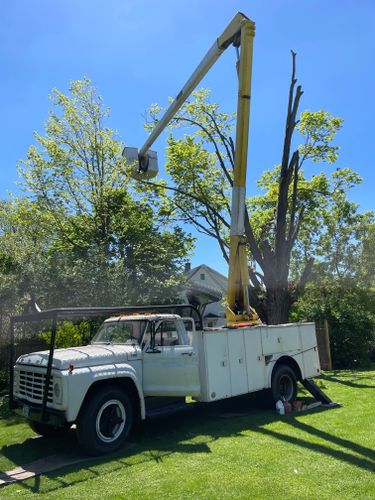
13;398;67;427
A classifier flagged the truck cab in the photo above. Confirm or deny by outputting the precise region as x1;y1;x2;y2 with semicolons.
13;313;199;455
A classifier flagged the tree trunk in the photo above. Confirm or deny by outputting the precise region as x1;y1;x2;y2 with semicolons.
264;287;291;324
249;281;292;325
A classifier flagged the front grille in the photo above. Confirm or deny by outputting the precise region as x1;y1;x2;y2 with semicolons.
17;369;54;404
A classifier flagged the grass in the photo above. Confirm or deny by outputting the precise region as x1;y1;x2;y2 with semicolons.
0;369;374;499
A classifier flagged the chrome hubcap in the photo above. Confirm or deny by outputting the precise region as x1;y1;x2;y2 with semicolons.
96;399;126;443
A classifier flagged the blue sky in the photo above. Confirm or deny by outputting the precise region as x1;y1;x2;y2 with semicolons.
1;0;374;276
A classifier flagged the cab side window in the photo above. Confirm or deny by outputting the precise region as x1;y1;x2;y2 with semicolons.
183;319;195;346
154;320;179;347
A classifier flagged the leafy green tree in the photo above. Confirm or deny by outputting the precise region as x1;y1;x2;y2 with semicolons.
19;78;134;257
1;79;193;324
355;222;375;288
145;54;360;323
291;283;375;368
290;168;374;282
289;190;375;368
0;198;52;314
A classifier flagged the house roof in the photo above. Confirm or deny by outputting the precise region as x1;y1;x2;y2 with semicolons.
183;282;222;304
186;264;227;292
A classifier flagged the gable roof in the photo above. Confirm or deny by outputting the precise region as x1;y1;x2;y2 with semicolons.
186;264;227;292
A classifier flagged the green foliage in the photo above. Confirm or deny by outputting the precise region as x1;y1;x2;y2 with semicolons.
19;78;125;214
249;162;374;286
0;370;8;394
146;89;233;261
0;198;53;300
40;321;91;348
249;166;330;245
356;222;375;288
294;170;373;281
297;110;343;164
0;78;193;330
291;284;375;368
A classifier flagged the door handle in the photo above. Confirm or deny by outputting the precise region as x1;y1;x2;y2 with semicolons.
181;351;195;356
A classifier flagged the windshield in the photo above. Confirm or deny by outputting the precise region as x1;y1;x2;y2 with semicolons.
91;320;148;345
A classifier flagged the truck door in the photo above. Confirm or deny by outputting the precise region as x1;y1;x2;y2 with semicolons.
142;319;199;396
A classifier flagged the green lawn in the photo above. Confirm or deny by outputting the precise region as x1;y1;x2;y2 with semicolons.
0;370;374;499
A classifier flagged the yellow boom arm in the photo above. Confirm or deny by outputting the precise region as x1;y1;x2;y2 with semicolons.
124;12;259;325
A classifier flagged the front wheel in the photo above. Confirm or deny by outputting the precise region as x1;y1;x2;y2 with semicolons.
271;364;298;404
76;386;133;456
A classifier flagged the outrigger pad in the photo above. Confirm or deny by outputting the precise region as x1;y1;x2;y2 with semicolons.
301;378;336;406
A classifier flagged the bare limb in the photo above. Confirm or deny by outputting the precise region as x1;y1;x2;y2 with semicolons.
201;108;235;170
297;257;314;291
275;51;303;278
244;208;265;272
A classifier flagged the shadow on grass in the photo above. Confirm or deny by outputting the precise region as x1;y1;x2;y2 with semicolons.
321;371;375;390
1;387;375;494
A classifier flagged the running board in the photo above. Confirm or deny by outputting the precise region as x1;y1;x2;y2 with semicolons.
301;378;337;406
146;401;192;419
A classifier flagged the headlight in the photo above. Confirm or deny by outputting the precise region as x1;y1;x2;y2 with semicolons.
53;380;63;403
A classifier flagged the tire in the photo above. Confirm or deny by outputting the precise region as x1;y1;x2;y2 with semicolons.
28;420;71;438
271;364;298;404
76;386;133;456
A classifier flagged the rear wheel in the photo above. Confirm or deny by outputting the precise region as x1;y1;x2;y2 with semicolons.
271;364;298;404
28;420;70;438
76;386;133;456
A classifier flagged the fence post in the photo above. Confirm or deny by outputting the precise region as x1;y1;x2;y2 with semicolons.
8;317;15;408
323;319;332;370
42;313;57;422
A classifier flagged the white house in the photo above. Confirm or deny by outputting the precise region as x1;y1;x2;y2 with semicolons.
181;264;227;327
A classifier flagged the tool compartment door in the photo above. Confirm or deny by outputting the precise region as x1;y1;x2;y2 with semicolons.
200;331;231;401
227;331;248;396
261;324;301;355
243;328;266;391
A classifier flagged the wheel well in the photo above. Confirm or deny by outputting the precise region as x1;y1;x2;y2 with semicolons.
79;378;141;423
273;356;302;381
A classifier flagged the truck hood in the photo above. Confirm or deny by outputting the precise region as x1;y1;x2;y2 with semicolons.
15;344;139;370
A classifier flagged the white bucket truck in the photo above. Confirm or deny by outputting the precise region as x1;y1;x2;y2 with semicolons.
12;312;321;455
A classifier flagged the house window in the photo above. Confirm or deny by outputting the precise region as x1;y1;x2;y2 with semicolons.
200;273;205;280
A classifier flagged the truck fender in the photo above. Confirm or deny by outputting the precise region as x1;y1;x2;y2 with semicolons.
66;364;145;422
111;367;146;420
265;353;304;388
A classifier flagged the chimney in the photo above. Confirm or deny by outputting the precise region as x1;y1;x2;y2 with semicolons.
185;262;191;273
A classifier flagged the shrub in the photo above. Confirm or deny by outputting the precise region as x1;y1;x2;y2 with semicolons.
40;321;91;348
0;370;8;394
291;284;375;369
